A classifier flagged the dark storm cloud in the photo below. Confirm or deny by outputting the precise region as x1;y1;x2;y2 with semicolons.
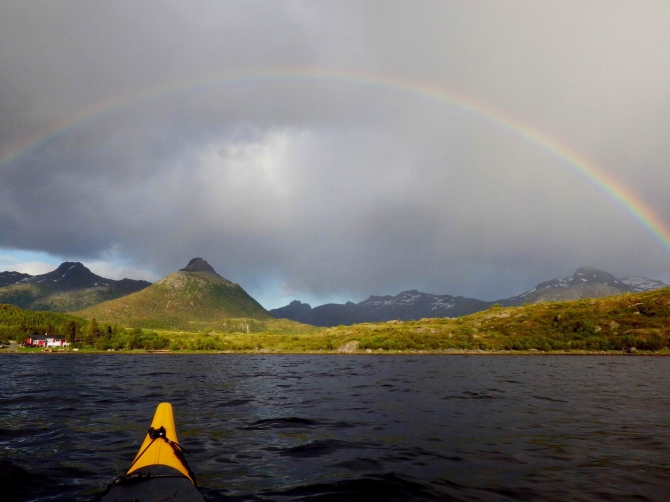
1;1;669;306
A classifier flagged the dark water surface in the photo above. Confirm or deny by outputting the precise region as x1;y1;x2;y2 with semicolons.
1;355;669;501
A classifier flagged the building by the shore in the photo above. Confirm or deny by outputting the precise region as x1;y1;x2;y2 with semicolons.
25;335;70;348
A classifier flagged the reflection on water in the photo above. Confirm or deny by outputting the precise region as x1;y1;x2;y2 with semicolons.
1;355;669;501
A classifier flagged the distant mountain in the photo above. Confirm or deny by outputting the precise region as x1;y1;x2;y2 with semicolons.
271;267;667;326
272;300;314;324
270;290;492;327
618;276;668;292
74;258;272;330
0;271;31;287
0;262;151;312
498;267;664;306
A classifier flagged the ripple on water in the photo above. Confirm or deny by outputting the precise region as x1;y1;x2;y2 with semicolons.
0;355;669;501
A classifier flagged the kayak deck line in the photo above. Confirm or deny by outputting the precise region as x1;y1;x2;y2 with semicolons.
94;402;206;502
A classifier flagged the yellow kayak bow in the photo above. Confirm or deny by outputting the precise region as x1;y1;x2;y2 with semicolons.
126;402;195;483
95;402;205;501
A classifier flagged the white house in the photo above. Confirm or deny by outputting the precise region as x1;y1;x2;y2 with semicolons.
46;336;70;348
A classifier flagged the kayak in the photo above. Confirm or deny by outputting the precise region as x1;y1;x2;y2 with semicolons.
95;402;206;501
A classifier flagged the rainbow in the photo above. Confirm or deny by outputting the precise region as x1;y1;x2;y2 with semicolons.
2;67;669;255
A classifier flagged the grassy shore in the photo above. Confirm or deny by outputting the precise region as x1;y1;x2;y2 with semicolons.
5;347;669;355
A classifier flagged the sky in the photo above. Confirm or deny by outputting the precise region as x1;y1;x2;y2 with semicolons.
1;1;669;309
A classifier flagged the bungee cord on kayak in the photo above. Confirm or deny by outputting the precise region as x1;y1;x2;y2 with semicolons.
122;425;197;486
94;403;206;502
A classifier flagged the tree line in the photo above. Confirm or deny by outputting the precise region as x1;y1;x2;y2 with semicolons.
0;304;169;350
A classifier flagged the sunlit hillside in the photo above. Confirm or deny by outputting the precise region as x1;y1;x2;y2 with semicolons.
74;268;273;330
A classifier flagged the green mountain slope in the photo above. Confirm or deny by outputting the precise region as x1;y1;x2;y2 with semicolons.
154;288;670;353
329;287;670;352
0;262;150;312
73;258;272;330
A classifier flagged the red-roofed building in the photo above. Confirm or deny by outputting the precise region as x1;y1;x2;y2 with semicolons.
25;335;69;348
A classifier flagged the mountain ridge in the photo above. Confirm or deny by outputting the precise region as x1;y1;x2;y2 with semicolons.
497;267;665;307
270;267;668;327
0;262;151;312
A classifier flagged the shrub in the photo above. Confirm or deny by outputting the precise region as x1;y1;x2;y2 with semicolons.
94;337;110;350
644;334;665;351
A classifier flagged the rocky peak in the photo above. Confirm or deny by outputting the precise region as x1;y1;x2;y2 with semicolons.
19;261;107;291
180;258;218;275
534;267;621;291
39;262;97;281
570;267;618;285
52;261;90;276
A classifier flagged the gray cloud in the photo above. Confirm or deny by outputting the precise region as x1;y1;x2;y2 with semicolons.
1;1;669;307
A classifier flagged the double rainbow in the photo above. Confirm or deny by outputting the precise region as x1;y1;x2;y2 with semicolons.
2;67;669;256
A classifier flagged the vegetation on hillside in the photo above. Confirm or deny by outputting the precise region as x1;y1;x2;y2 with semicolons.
0;304;170;350
0;286;37;311
0;284;149;312
0;303;314;351
0;262;150;312
0;304;87;343
2;288;669;353
74;271;272;330
330;287;670;352
160;288;670;353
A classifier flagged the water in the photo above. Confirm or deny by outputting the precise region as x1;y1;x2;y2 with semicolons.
1;355;669;501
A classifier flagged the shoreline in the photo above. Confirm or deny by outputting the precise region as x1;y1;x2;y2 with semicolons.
2;349;668;356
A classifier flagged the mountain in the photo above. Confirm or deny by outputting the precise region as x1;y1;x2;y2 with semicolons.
74;258;272;330
270;291;492;327
0;271;31;287
321;287;670;353
619;276;668;292
498;267;663;306
0;262;151;312
272;300;314;324
271;267;667;327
